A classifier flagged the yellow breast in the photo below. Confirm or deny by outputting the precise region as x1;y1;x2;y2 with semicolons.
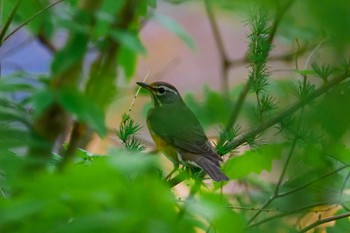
147;121;179;164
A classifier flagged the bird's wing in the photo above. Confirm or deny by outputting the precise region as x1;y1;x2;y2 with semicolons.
148;105;222;163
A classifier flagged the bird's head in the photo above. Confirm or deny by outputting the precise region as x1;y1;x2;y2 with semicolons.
137;81;183;106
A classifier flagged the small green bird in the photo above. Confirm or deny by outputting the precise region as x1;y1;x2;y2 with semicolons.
137;81;229;182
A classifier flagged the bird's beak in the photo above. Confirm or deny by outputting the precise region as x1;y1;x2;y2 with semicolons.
137;82;152;91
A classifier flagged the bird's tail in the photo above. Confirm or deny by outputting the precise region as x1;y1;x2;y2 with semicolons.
195;158;229;182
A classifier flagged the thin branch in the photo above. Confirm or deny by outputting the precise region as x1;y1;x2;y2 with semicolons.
225;1;295;131
278;165;349;198
230;45;309;67
340;170;350;196
0;0;22;43
2;0;64;43
247;166;349;227
248;202;337;229
227;205;335;213
227;73;349;149
299;212;350;233
204;0;230;97
167;170;188;187
248;131;300;224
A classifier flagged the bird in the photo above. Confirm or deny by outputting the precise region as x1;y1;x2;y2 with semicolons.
137;81;229;182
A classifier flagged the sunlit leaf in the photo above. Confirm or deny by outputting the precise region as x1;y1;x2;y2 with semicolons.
224;144;285;179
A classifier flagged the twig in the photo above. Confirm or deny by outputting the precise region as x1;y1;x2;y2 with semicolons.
248;202;337;229
278;165;349;198
0;0;22;43
128;72;150;115
225;1;295;131
299;212;350;233
247;130;300;224
204;0;230;97
2;0;64;43
227;73;349;149
168;170;188;187
247;165;349;227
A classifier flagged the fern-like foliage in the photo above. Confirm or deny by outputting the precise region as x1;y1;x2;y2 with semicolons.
118;113;145;152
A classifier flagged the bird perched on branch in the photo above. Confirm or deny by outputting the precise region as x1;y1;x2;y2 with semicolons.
137;81;229;182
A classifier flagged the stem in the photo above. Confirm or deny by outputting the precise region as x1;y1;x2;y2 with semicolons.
226;1;295;131
247;165;349;227
204;0;230;97
59;121;86;170
0;0;22;43
227;73;349;149
2;0;64;44
248;202;336;229
278;165;349;198
299;212;350;233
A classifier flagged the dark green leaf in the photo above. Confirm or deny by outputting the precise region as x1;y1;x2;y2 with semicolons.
110;30;146;54
31;90;54;118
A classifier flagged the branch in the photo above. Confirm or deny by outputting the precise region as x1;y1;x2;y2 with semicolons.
299;212;350;233
204;0;230;97
227;73;349;149
0;0;22;43
247;165;349;227
248;203;337;229
278;165;349;198
167;170;188;187
2;0;64;43
225;1;295;131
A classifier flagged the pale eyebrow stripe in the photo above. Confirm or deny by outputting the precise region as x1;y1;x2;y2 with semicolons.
154;86;178;95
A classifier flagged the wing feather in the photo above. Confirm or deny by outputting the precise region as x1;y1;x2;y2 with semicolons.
148;104;222;163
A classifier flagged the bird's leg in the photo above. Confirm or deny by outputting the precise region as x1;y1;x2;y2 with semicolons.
164;163;179;181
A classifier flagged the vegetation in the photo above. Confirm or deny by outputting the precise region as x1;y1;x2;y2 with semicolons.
1;0;350;232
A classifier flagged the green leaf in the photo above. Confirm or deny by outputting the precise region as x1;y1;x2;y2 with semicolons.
224;144;285;179
51;33;88;75
0;81;34;92
57;89;106;136
327;210;350;233
118;46;137;80
31;89;54;118
110;30;146;54
327;144;350;165
153;13;196;50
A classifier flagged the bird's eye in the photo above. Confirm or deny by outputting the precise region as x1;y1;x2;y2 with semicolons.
158;87;166;95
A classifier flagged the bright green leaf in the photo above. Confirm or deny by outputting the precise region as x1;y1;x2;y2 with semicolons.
224;144;285;179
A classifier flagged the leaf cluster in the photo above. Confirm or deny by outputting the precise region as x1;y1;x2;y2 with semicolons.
118;113;145;152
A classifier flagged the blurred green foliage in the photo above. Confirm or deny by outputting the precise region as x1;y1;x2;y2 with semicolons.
1;0;350;232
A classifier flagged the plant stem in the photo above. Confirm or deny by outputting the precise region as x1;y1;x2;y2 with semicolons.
0;0;22;43
227;73;349;149
299;212;350;233
2;0;64;44
226;1;294;131
204;0;230;97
